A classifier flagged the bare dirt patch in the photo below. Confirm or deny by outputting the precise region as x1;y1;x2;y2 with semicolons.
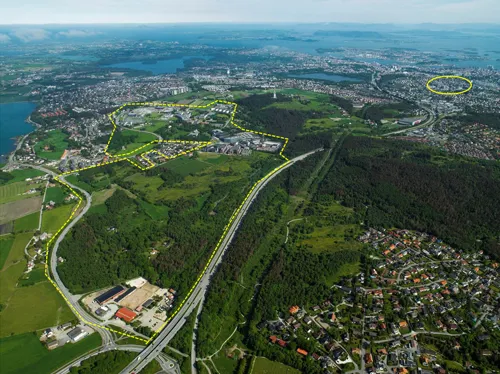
0;197;42;224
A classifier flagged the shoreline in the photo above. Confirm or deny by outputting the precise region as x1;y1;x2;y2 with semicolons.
0;114;38;168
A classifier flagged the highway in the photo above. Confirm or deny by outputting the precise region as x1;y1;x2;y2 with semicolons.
52;344;179;374
119;150;320;374
370;72;438;136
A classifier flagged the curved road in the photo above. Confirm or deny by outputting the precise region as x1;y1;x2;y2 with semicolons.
53;344;179;374
119;149;321;374
25;165;115;347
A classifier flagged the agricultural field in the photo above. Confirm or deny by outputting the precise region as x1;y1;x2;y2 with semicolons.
0;229;74;337
0;281;74;337
13;212;39;233
0;222;13;235
0;196;42;224
0;168;45;184
41;203;77;234
44;186;67;204
0;181;44;204
0;332;101;374
0;238;14;269
251;357;301;374
34;129;69;160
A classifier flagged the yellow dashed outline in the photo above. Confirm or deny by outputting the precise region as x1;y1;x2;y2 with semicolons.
42;99;290;345
44;177;150;344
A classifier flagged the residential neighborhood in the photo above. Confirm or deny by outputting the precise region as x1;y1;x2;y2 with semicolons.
257;229;500;373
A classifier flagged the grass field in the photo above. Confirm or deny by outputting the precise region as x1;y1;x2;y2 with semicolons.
0;332;101;374
251;357;301;374
111;129;157;154
0;196;42;224
0;238;14;269
34;129;69;160
138;200;169;220
0;232;31;274
17;266;46;286
0;181;44;204
302;117;370;136
13;212;39;233
124;154;260;202
0;281;75;337
41;204;76;234
64;175;93;192
212;353;238;373
2;169;45;184
44;187;66;204
299;224;365;253
91;186;117;206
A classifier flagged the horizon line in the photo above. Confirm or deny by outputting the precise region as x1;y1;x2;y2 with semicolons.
1;21;500;26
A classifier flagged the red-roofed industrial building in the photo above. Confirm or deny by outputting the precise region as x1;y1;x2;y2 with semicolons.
115;307;137;322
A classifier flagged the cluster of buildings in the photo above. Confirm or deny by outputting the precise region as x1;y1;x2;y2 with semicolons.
40;323;92;350
396;119;500;161
257;228;499;373
83;277;176;335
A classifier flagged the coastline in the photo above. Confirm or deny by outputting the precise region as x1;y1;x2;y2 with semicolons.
0;114;38;168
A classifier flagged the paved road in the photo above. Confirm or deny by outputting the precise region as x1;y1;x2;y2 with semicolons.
25;165;115;347
370;72;438;136
53;344;179;374
119;150;320;374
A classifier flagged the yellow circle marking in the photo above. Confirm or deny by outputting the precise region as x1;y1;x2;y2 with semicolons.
426;75;472;96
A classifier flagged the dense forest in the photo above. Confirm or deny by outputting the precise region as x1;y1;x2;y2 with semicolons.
361;102;419;123
236;94;329;156
197;153;326;356
461;111;500;130
329;95;354;114
68;351;136;374
0;171;14;184
197;148;359;374
106;129;139;151
58;189;161;293
197;135;500;372
58;154;281;296
317;136;500;259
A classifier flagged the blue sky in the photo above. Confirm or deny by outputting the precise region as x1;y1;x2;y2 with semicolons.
0;0;498;24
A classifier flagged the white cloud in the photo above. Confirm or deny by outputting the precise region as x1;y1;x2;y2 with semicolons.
12;28;51;42
58;29;102;37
